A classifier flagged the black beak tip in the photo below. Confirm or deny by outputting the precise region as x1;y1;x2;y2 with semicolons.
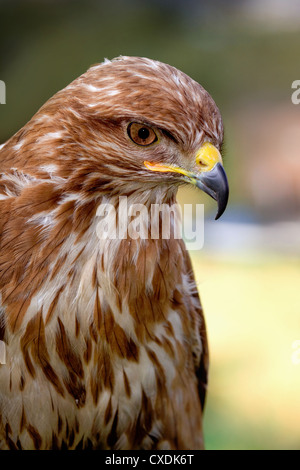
215;189;229;220
215;206;226;220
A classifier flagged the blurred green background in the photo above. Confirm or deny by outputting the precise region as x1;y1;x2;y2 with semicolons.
1;0;300;450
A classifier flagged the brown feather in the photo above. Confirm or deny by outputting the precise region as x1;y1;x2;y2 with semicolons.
0;56;222;449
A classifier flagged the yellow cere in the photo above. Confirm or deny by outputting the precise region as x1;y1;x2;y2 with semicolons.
144;142;222;180
195;142;222;172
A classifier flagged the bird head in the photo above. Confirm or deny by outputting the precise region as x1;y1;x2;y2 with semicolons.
70;56;228;218
7;56;228;219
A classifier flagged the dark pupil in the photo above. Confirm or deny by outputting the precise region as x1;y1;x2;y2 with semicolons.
138;127;150;140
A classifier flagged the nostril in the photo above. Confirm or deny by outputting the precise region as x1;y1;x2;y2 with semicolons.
195;142;223;173
197;159;209;169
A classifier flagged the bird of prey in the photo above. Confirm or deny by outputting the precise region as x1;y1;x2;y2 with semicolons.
0;56;228;450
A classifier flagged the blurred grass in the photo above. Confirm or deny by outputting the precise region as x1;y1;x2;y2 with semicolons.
190;254;300;449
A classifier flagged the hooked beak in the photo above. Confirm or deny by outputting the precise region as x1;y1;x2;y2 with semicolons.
195;161;228;220
144;142;229;220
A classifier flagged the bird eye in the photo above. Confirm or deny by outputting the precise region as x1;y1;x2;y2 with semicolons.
127;123;158;146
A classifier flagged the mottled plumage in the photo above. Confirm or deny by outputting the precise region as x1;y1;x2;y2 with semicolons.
0;56;227;450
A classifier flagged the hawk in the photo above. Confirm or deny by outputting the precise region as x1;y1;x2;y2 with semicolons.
0;57;228;450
